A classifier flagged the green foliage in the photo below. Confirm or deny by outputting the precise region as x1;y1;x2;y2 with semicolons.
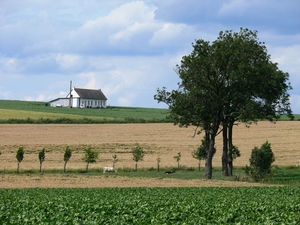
16;147;24;163
38;148;46;172
64;146;72;162
193;137;216;161
1;187;300;224
83;146;98;163
132;143;145;171
16;146;25;173
229;145;241;160
38;148;46;163
63;146;72;172
244;141;275;181
191;148;203;162
192;140;208;171
173;152;181;169
82;146;99;172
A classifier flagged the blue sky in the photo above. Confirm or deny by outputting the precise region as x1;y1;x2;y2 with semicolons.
1;0;300;112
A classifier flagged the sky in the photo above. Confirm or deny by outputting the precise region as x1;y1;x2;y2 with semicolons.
0;0;300;112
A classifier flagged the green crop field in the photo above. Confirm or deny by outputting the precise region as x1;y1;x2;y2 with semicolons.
1;186;300;224
0;100;170;123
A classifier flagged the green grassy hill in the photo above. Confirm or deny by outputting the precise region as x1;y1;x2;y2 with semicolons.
0;99;297;124
0;100;170;124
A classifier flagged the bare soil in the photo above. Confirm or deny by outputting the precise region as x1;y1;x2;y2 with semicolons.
0;174;269;188
0;122;298;188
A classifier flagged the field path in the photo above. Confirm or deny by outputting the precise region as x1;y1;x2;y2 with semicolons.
0;174;270;188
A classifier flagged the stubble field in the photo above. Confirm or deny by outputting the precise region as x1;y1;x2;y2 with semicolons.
0;121;299;188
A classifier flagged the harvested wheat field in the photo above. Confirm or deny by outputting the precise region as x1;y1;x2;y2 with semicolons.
0;122;299;188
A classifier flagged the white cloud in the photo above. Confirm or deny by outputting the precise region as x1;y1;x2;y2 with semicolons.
78;72;97;89
269;44;300;91
65;1;159;54
270;45;300;72
0;56;22;73
55;54;83;71
59;91;67;96
107;1;156;26
150;23;193;47
5;58;18;72
0;88;12;99
36;94;45;101
0;0;299;112
291;94;300;114
118;95;134;106
219;0;261;16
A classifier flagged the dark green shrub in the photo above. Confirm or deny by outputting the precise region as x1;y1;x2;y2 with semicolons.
244;141;275;181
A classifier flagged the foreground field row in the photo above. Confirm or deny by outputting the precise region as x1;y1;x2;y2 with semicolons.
1;187;299;224
0;122;299;172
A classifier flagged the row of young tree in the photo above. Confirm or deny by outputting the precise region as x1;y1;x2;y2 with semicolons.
154;28;293;179
4;140;275;181
8;144;146;173
6;144;201;173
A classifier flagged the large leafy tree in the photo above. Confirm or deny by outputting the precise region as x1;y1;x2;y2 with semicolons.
155;28;292;179
155;39;223;179
212;29;292;176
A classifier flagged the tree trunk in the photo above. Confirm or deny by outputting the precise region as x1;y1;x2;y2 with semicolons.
222;124;229;176
157;163;160;172
228;122;234;176
39;162;42;173
86;163;89;172
205;136;215;179
198;160;200;171
17;162;20;173
135;162;137;171
228;161;233;176
64;161;67;173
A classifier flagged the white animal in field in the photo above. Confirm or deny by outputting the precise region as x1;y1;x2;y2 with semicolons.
103;167;117;173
